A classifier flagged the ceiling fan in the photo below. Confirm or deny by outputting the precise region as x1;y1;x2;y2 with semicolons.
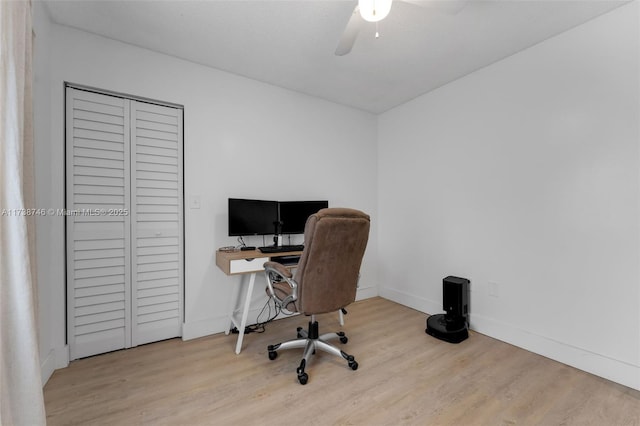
335;0;468;56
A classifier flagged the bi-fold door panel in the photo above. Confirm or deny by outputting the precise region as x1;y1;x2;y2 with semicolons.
66;88;132;360
66;87;183;360
131;101;183;346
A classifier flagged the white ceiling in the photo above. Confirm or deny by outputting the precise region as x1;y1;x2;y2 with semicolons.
42;0;627;114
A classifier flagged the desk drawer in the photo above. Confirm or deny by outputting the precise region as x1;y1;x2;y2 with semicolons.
229;257;267;274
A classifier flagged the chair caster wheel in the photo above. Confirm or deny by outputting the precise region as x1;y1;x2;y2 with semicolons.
348;360;358;370
298;372;308;385
340;336;348;344
268;351;278;360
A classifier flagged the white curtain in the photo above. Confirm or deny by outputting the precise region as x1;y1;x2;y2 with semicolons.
0;0;46;424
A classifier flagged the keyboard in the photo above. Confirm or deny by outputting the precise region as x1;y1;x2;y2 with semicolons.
258;245;304;253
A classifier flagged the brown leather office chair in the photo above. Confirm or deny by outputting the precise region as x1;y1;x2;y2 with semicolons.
264;208;370;385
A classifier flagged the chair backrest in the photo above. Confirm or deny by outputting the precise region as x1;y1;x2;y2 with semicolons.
293;208;370;315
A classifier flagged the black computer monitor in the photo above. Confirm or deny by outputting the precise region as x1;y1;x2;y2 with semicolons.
228;198;279;236
278;200;328;234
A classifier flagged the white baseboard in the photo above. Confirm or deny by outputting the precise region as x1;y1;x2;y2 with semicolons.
182;315;229;340
41;345;69;386
183;288;379;341
40;349;56;385
182;306;285;340
471;312;640;391
356;284;378;301
379;286;440;315
380;286;640;391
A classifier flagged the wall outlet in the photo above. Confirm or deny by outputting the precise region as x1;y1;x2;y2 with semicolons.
488;281;500;298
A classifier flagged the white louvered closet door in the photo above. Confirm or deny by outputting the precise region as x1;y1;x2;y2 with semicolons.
66;89;132;360
66;87;183;359
131;101;183;346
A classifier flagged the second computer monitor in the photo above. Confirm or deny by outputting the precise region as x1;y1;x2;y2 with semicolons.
279;200;328;234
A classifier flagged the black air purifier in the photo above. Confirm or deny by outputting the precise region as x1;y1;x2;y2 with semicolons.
426;276;470;343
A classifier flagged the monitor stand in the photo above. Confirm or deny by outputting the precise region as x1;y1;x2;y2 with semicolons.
272;222;282;247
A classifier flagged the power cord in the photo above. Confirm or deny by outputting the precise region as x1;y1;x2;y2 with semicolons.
236;236;246;249
230;298;295;334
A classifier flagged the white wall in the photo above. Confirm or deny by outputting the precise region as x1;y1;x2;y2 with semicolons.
378;3;639;390
34;21;378;381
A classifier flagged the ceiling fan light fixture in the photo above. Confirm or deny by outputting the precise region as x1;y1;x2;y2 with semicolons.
358;0;393;22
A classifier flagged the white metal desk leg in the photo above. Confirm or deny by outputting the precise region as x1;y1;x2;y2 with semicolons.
338;309;344;326
235;272;257;354
225;278;242;336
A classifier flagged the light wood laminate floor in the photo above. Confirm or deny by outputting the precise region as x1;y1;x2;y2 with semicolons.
44;297;639;425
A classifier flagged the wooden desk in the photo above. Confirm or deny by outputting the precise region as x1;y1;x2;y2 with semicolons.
216;249;301;354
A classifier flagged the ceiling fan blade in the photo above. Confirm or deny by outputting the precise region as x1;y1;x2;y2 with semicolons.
401;0;469;15
335;6;363;56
